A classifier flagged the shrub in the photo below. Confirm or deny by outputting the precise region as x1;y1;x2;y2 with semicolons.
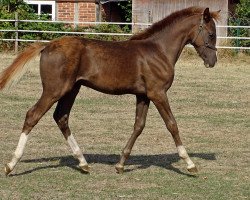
0;1;69;50
0;1;131;51
228;0;250;51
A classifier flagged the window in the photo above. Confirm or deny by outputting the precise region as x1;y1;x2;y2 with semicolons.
24;1;55;20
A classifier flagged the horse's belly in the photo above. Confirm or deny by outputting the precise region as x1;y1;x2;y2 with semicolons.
77;73;146;95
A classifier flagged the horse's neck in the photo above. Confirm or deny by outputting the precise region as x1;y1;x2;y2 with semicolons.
151;16;198;66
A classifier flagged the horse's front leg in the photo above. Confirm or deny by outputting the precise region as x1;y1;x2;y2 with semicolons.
115;95;150;173
149;91;198;173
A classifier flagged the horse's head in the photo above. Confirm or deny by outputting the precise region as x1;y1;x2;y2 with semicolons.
191;8;220;68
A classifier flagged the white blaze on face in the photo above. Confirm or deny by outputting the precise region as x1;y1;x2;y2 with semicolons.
67;134;88;167
8;132;28;170
177;145;195;169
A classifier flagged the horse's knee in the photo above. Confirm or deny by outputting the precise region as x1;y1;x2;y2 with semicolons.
134;120;145;133
54;113;69;132
54;112;70;139
166;119;178;133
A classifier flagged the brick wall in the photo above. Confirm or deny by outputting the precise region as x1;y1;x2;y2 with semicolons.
57;2;75;21
78;3;96;22
57;2;96;22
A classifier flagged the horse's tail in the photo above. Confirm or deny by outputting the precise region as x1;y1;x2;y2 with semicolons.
0;43;47;90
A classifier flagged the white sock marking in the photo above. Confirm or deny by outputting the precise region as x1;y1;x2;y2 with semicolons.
177;145;195;169
8;132;28;170
67;134;88;166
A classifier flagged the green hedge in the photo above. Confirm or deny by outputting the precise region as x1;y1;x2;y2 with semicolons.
228;0;250;50
0;1;131;51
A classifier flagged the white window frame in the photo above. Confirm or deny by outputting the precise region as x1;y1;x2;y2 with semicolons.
24;0;56;20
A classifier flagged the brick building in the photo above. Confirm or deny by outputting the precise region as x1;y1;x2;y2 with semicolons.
24;0;128;23
57;0;96;22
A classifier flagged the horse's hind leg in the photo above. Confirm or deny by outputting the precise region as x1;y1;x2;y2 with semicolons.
115;95;150;173
5;92;58;176
53;84;89;173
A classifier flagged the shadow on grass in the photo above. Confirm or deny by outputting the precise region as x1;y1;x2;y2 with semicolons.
8;152;216;177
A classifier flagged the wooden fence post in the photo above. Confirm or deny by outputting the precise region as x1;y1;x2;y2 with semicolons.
15;12;18;54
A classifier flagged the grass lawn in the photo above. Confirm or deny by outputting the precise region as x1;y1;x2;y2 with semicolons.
0;51;249;199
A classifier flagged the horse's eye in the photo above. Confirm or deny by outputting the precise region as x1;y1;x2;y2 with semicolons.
209;33;215;39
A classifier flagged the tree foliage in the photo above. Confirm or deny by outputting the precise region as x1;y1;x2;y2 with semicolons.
229;0;250;49
117;0;132;22
235;0;250;20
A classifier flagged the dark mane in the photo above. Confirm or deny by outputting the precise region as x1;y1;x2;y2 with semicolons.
130;7;204;40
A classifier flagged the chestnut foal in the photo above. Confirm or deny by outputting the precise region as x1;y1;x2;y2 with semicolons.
0;7;220;175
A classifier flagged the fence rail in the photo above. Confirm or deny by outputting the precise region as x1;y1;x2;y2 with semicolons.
0;19;249;52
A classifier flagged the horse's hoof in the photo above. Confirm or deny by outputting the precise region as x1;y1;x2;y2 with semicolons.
5;164;12;176
115;164;124;174
80;165;90;174
187;166;198;173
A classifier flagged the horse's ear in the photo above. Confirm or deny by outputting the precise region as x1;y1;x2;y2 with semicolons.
203;7;211;23
216;10;221;14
